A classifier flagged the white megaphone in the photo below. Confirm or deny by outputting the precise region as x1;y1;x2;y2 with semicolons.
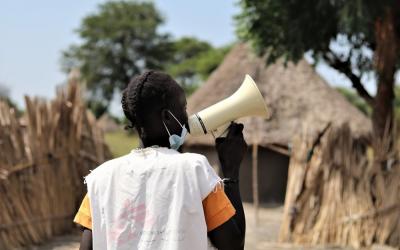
188;74;269;137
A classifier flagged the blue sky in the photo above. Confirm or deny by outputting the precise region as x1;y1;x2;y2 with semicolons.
0;0;239;114
0;0;380;116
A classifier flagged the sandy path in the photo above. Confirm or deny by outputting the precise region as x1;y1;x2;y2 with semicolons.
243;203;356;250
31;203;389;250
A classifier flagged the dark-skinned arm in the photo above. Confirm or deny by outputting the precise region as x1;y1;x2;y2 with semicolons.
79;228;93;250
208;123;247;250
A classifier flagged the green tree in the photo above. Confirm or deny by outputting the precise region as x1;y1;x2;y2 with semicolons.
166;37;230;95
61;2;229;117
166;37;212;92
61;1;173;117
193;45;232;80
237;1;400;146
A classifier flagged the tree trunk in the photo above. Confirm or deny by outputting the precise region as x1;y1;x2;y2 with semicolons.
371;8;398;157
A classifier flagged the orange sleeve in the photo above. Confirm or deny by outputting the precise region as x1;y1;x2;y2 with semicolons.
73;194;92;230
202;184;236;232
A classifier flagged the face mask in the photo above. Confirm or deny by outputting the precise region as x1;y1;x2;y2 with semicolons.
162;110;188;150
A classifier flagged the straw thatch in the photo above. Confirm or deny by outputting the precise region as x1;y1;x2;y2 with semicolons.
0;81;111;249
186;43;371;148
279;124;400;249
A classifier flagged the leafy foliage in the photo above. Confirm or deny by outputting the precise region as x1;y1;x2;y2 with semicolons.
62;2;229;116
236;0;397;68
166;37;230;94
61;1;173;113
235;0;399;101
236;0;400;140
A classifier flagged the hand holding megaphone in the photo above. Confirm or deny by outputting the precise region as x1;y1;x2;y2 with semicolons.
215;122;247;178
188;74;269;138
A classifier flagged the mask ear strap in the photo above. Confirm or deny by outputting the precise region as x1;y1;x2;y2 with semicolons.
162;120;172;136
167;110;184;127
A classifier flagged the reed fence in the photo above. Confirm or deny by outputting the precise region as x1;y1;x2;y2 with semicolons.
0;81;111;249
279;124;400;249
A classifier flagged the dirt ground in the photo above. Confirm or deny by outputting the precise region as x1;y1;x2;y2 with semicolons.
28;203;394;250
242;203;356;250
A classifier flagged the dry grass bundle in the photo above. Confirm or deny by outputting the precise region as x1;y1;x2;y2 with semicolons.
279;124;400;249
0;81;111;249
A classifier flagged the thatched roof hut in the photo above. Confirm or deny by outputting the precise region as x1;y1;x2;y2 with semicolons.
186;43;370;149
184;43;371;203
98;113;120;133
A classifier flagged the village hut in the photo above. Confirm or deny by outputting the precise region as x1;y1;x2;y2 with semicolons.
183;43;371;203
98;113;121;132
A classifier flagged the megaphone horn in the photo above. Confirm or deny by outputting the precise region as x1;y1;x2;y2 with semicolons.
188;74;269;137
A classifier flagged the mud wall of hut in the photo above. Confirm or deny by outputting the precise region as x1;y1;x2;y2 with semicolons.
184;145;289;203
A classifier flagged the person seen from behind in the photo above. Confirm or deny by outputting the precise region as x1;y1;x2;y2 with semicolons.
73;71;247;250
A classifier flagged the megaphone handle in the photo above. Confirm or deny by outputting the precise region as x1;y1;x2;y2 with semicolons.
212;122;232;138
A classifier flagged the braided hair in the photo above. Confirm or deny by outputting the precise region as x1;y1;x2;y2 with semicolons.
121;70;180;134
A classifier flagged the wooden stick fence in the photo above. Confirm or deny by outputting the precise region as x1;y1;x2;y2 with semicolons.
279;124;400;249
0;81;111;249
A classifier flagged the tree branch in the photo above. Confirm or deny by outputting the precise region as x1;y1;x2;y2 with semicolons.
323;52;375;106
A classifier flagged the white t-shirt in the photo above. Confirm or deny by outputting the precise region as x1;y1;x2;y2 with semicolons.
84;147;221;250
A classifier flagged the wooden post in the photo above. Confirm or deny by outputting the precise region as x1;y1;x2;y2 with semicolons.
252;143;259;226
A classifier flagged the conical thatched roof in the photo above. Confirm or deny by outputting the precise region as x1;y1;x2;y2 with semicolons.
185;43;371;148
